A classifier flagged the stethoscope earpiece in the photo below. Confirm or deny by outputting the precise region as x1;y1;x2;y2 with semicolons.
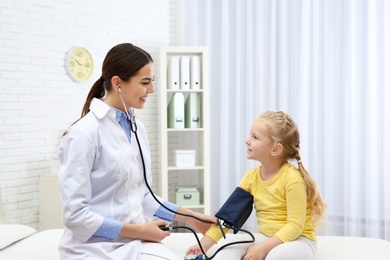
118;86;137;132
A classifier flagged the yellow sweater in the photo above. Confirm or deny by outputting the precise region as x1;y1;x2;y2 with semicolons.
206;163;316;243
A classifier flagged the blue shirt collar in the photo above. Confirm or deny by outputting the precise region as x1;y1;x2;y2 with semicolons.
109;106;130;124
109;106;132;142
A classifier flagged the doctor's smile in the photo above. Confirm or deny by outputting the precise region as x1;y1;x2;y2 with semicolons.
57;43;215;260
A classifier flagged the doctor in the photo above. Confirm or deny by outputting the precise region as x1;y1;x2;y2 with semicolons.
57;43;215;260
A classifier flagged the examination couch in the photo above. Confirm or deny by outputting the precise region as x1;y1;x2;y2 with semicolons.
1;227;390;259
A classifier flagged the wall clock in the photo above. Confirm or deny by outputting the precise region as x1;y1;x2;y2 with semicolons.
65;46;94;82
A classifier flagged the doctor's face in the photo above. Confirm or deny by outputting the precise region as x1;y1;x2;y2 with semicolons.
120;62;155;109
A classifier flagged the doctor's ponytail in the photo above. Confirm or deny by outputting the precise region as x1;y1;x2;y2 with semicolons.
64;43;153;136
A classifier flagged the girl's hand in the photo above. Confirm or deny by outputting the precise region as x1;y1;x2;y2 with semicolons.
242;245;267;260
185;235;216;256
186;244;203;256
242;236;282;260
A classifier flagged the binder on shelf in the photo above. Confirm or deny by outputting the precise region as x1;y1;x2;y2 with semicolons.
168;56;180;89
180;56;190;90
168;93;185;128
190;56;201;90
185;93;201;128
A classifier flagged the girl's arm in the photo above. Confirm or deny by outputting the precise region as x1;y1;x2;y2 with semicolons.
174;206;216;234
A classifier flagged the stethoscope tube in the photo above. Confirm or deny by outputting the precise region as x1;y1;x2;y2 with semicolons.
119;87;212;223
118;88;254;259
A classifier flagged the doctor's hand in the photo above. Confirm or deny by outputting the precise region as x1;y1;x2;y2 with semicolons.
119;220;171;242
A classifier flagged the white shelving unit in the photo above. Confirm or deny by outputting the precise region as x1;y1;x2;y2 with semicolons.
158;46;210;216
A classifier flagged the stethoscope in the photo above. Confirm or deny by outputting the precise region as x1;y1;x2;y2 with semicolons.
118;87;254;259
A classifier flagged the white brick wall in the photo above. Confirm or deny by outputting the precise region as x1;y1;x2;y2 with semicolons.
0;0;177;229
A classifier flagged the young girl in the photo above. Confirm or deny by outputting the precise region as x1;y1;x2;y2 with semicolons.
57;43;214;260
186;111;327;260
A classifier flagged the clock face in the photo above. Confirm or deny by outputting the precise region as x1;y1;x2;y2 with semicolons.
65;47;94;82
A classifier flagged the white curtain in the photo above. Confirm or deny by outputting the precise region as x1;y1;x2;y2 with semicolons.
177;0;390;239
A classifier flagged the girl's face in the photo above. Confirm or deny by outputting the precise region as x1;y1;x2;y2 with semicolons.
119;62;155;110
245;118;275;163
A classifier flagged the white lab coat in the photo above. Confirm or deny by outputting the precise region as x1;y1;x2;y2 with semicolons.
57;98;179;260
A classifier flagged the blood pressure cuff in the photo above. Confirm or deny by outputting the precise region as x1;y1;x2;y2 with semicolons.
215;187;254;234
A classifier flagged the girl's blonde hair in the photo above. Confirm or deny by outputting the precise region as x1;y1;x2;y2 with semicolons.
258;111;327;226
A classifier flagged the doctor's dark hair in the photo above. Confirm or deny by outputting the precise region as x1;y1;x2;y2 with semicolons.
258;111;327;226
80;43;153;117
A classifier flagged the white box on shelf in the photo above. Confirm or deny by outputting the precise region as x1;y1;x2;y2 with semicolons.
175;186;200;206
174;150;196;167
